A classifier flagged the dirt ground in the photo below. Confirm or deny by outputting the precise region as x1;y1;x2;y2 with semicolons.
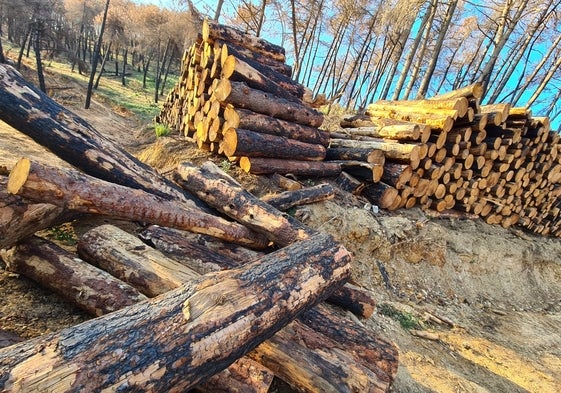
1;62;560;392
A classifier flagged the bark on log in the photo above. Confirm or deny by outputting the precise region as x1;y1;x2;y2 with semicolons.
330;138;420;164
325;147;386;164
362;182;399;209
139;225;261;272
299;303;399;380
335;172;365;195
1;236;147;316
222;81;324;127
235;108;330;146
261;183;335;211
269;173;303;191
0;176;76;250
239;157;342;177
341;115;431;143
221;128;326;161
0;232;351;392
77;225;200;297
221;54;299;102
337;125;421;142
196;358;274;393
324;283;376;318
8;158;269;249
0;64;204;211
202;19;286;62
249;320;390;393
335;160;384;183
175;161;312;247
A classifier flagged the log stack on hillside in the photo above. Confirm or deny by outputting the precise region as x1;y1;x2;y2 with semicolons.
0;63;398;392
157;19;346;178
335;84;561;237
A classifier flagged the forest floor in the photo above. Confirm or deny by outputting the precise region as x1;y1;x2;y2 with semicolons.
1;57;561;392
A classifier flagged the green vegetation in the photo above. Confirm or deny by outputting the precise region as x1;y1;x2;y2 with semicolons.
47;225;77;246
219;159;232;172
154;122;171;137
378;303;423;330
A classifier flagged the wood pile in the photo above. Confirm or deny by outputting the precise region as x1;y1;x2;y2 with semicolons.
0;64;398;392
157;19;344;178
333;84;561;236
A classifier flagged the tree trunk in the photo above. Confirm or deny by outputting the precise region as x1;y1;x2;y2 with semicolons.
0;64;205;211
8;158;269;249
2;236;147;316
85;0;110;109
0;232;351;392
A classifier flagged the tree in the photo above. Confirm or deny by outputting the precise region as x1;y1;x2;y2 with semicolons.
85;0;110;109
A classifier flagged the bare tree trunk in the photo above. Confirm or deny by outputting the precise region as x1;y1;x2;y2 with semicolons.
32;22;46;93
85;0;110;109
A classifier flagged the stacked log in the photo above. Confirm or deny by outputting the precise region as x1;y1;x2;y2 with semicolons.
340;83;561;237
157;20;343;178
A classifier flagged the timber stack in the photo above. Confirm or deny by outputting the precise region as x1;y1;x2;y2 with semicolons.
157;19;347;178
0;63;398;392
332;83;561;237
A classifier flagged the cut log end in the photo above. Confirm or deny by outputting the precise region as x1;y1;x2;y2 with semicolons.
6;157;31;195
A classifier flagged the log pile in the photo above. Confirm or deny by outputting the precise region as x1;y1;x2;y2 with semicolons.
0;63;398;392
334;84;561;236
157;19;344;178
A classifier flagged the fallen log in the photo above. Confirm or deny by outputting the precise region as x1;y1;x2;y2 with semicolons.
7;158;269;249
261;183;335;211
0;176;76;250
324;282;376;318
0;64;205;211
0;231;351;392
330;138;420;165
1;236;147;316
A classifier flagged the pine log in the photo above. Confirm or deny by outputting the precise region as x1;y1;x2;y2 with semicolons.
382;162;413;189
221;81;324;127
197;358;274;393
335;172;365;194
365;107;454;132
337;124;421;142
269;173;303;191
261;183;335;211
324;283;376;318
249;320;390;393
429;83;483;100
77;225;201;297
361;182;399;209
330;138;420;164
0;176;77;250
299;303;399;381
325;147;384;163
217;39;293;78
221;54;300;102
240;157;342;177
202;19;286;62
0;64;205;211
332;161;383;183
0;232;351;392
8;158;269;249
175;161;312;247
235;108;330;146
2;236;147;316
221;128;326;160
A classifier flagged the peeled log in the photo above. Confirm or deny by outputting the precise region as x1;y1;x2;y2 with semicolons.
0;64;204;211
0;176;76;250
222;81;324;127
2;236;147;316
221;128;326;161
240;157;342;177
235;108;330;146
429;83;483;100
0;232;351;392
7;158;269;249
